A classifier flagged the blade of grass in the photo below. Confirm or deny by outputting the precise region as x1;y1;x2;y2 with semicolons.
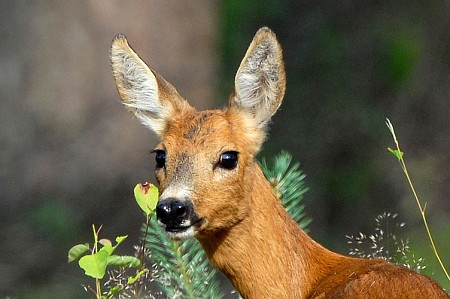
385;118;449;282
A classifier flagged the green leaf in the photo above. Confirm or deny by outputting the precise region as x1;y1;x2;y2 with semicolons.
78;248;110;279
107;255;140;268
388;147;404;160
77;234;133;279
115;235;128;246
67;243;90;263
134;182;159;216
98;235;127;257
106;285;123;297
101;243;114;256
127;269;149;285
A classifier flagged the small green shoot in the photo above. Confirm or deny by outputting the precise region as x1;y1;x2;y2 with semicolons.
387;147;404;161
68;225;141;298
385;118;449;282
68;182;160;298
78;235;131;279
127;268;149;285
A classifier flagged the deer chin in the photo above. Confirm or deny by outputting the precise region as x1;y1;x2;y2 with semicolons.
162;218;204;240
165;225;197;240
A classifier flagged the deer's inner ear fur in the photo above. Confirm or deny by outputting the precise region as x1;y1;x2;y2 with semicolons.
110;34;193;137
230;27;286;129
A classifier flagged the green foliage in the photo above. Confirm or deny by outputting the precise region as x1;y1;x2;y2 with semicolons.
68;225;141;298
85;236;129;279
67;184;158;298
71;229;137;280
143;220;223;299
134;183;159;217
260;150;312;230
387;147;404;161
127;269;149;285
68;243;89;263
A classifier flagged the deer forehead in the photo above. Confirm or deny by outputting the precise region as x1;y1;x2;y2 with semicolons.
169;110;225;142
161;109;257;155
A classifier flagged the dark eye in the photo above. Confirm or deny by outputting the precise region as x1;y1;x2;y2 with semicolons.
153;150;166;168
219;151;238;170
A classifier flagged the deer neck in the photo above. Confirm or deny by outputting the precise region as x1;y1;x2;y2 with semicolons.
198;164;347;298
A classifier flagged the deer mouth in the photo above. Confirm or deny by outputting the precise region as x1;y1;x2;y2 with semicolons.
163;217;204;240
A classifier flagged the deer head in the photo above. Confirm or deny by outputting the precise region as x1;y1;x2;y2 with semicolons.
111;27;285;240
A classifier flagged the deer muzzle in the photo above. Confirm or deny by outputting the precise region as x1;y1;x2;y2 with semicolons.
156;198;203;239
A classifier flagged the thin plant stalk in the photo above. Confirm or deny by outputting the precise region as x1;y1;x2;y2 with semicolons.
91;224;103;299
134;215;151;298
386;118;449;282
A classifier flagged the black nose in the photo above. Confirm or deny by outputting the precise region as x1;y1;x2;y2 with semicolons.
156;199;188;226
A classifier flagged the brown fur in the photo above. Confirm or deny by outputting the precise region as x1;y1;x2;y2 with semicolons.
111;27;449;298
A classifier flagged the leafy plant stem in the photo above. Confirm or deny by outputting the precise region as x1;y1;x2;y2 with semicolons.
92;224;103;299
139;215;151;263
171;240;196;299
386;118;449;282
86;225;101;298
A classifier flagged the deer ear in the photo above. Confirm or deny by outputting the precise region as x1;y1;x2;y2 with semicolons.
230;27;286;128
110;34;193;137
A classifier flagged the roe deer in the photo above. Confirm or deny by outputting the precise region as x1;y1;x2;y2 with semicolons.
111;27;449;298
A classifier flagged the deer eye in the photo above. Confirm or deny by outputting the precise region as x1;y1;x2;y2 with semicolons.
153;150;166;168
219;151;238;170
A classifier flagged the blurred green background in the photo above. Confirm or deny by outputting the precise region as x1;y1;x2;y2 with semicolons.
1;1;448;297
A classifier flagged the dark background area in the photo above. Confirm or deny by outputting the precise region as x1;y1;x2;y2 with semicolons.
1;1;448;297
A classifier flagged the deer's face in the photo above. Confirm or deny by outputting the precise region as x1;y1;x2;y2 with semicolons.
153;110;259;239
110;27;285;239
